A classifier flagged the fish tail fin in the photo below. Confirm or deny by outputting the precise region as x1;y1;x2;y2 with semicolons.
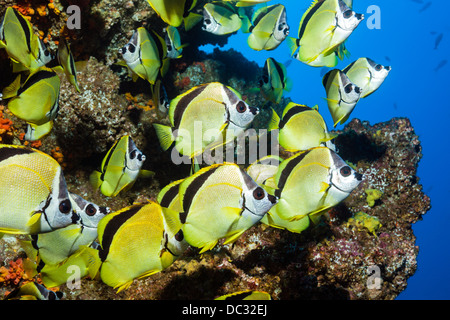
89;170;103;190
184;12;203;31
284;76;293;92
239;9;252;33
268;108;280;131
286;37;299;57
322;132;338;143
153;123;175;151
2;74;21;99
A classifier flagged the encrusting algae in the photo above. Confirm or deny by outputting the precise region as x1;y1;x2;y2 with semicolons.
0;0;431;300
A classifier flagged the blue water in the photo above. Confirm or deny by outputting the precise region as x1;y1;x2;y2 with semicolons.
201;0;450;299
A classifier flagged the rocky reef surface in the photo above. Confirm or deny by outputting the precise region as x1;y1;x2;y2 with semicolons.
0;0;431;300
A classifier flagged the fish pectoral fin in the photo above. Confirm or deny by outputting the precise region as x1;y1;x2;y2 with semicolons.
139;169;155;178
319;182;330;193
221;206;243;220
26;212;42;227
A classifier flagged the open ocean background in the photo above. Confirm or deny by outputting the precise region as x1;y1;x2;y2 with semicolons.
202;0;449;299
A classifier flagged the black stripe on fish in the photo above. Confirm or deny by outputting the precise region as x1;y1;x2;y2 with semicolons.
252;5;280;30
275;150;311;198
269;58;287;89
322;69;338;88
224;291;254;300
342;60;356;74
0;145;33;163
100;139;122;182
279;105;311;129
299;0;325;40
173;84;208;129
160;182;181;208
150;30;165;61
17;70;57;96
181;165;220;219
98;203;146;261
12;8;32;53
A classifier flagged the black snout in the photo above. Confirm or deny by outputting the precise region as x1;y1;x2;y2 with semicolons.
250;106;259;115
356;13;363;20
354;172;363;181
268;194;278;204
71;211;80;224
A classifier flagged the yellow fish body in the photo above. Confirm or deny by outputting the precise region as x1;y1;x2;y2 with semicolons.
247;4;289;51
2;67;60;126
31;193;109;266
120;27;167;85
343;57;391;98
90;135;153;197
177;163;277;253
153;82;258;159
288;0;363;67
97;202;188;292
264;147;362;232
0;144;78;234
323;69;362;127
269;102;336;151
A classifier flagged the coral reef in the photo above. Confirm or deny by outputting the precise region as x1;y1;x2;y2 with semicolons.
0;0;431;300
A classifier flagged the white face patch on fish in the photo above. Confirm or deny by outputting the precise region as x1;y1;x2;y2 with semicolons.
68;192;110;229
335;0;364;33
121;30;140;69
222;86;259;132
36;169;79;231
366;57;391;82
273;6;289;41
202;7;220;34
239;168;277;220
327;151;363;200
339;71;361;105
125;138;146;173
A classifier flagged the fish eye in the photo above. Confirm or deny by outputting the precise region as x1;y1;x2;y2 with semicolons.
86;204;97;216
375;64;383;71
340;166;352;177
253;187;265;200
167;44;172;51
236;101;247;113
344;84;353;94
44;50;50;57
59;199;72;214
128;44;136;53
130;150;136;159
262;74;269;83
205;18;211;25
343;10;353;18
